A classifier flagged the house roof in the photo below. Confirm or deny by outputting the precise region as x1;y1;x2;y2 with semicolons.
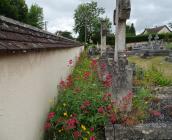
142;25;172;34
0;16;82;53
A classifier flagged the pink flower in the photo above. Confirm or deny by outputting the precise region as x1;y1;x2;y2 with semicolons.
73;131;81;139
109;114;116;124
68;59;73;65
83;100;91;107
48;112;55;120
90;136;96;140
150;110;161;117
101;63;106;70
83;71;91;79
106;104;112;111
65;118;78;130
98;107;104;113
90;127;94;132
44;122;51;130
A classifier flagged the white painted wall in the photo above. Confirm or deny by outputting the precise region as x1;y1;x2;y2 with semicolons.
0;46;84;140
158;27;171;34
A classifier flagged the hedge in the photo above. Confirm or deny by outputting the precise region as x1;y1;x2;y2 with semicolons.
106;33;172;45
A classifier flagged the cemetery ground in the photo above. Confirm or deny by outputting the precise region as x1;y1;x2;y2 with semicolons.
43;50;172;140
128;56;172;80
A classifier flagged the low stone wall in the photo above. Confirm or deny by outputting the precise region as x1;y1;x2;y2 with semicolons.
113;123;172;140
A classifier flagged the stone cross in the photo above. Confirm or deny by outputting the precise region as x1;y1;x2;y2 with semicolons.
101;20;107;54
114;0;131;61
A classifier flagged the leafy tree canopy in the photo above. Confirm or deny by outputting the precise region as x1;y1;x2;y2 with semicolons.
56;31;74;40
27;4;44;29
0;0;44;29
74;1;111;43
126;23;136;37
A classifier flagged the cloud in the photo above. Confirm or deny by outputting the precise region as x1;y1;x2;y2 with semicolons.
25;0;172;34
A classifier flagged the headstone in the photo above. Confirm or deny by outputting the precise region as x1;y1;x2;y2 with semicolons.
148;34;152;46
114;0;131;61
113;0;133;102
101;20;107;55
154;34;160;50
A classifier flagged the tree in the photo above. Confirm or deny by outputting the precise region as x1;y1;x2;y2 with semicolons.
10;0;28;22
74;1;106;43
27;4;44;29
0;0;44;29
92;17;112;44
169;23;172;29
126;23;136;36
56;31;73;39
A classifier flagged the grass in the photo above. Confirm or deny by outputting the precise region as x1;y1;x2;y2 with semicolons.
166;43;172;50
128;56;172;80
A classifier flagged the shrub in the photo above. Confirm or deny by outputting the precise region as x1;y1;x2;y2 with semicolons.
144;66;172;86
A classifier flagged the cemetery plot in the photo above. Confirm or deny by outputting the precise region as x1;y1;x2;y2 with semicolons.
128;56;172;80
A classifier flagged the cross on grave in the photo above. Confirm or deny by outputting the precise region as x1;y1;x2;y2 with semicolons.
101;20;107;55
107;0;133;109
114;0;131;61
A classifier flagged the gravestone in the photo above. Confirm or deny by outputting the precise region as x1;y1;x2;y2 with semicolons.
101;20;107;55
113;0;132;100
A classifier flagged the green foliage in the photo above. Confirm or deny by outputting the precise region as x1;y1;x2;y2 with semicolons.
145;66;172;86
133;87;152;120
0;0;28;22
166;43;172;50
44;52;113;140
126;23;136;37
0;0;44;29
27;4;44;29
74;1;111;43
107;33;172;45
57;31;74;40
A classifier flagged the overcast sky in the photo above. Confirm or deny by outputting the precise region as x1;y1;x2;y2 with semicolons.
25;0;172;35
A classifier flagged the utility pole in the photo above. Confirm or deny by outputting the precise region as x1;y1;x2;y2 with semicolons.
45;21;48;31
85;18;87;44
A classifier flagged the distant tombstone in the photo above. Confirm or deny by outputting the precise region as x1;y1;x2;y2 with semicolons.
154;34;160;50
101;20;107;54
148;34;152;44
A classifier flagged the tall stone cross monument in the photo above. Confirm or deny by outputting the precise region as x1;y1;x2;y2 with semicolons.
114;0;131;61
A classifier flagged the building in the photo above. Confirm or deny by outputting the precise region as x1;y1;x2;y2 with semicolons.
0;16;84;140
142;25;172;35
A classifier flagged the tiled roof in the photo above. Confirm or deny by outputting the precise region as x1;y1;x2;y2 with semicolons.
0;16;82;53
142;25;171;34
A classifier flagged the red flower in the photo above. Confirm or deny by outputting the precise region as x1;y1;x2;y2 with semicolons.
74;87;81;93
66;75;73;88
83;100;91;107
48;112;55;120
98;107;104;113
44;122;51;130
102;93;112;101
103;73;112;88
80;105;86;110
101;63;106;71
150;110;161;117
73;131;81;139
59;80;66;89
68;59;73;65
83;71;91;79
106;104;113;111
91;59;97;67
56;117;64;125
65;118;78;130
90;136;96;140
109;114;116;124
90;127;94;132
